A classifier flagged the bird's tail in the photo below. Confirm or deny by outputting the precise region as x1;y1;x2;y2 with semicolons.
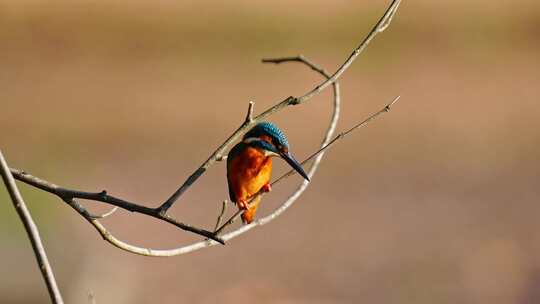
241;195;261;224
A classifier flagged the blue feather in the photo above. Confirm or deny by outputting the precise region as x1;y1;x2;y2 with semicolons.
243;122;289;148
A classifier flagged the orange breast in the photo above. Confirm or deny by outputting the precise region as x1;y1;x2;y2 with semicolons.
227;146;272;203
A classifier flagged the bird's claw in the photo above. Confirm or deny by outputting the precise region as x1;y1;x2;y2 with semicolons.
238;200;249;210
262;183;272;193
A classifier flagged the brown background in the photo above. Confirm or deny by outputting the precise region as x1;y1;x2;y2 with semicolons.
1;0;539;303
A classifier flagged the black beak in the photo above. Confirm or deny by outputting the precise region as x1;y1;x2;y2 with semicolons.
280;152;310;181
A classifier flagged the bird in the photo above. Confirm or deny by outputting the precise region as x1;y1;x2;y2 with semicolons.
227;122;310;224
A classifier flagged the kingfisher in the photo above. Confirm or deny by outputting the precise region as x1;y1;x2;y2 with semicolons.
227;122;310;224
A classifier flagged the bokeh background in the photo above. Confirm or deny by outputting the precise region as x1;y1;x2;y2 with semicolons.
1;0;539;303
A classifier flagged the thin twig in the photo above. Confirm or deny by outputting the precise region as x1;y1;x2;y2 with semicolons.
272;95;401;185
262;54;331;75
156;0;402;214
0;151;64;304
214;208;242;235
214;200;228;232
88;206;118;220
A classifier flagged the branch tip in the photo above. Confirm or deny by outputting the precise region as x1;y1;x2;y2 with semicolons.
379;0;402;33
245;101;255;124
386;95;401;111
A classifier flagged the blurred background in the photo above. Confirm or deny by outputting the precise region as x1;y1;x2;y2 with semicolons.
1;0;539;303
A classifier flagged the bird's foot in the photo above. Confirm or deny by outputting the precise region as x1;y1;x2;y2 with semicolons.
237;200;249;210
262;183;272;193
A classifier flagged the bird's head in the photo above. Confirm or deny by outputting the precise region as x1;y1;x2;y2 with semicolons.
243;122;310;181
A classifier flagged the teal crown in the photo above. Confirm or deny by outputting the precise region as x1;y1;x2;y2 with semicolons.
243;122;289;149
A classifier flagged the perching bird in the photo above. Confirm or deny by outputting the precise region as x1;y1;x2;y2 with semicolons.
227;122;310;224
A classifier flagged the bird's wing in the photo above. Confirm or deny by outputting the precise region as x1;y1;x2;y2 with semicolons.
227;177;237;203
226;142;246;203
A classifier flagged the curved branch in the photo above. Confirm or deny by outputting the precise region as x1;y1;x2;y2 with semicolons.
0;151;64;303
156;0;402;214
62;198;175;256
88;206;118;220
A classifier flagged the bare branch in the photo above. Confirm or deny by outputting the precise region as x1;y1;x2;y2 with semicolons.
214;208;241;236
61;197;170;256
262;54;330;76
0;151;64;304
156;0;402;214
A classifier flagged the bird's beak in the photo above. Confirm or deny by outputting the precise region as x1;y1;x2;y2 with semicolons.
280;152;310;181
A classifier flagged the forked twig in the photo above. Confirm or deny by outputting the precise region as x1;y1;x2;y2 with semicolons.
8;169;224;244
